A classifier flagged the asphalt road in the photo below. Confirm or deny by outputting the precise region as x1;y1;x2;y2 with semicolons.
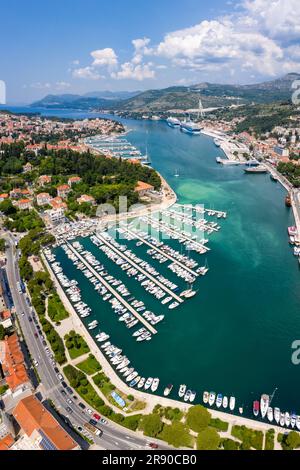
4;233;169;451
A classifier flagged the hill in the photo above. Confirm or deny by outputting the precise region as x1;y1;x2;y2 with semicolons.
31;74;300;112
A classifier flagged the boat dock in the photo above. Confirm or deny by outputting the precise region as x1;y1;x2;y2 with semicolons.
94;232;184;304
175;203;227;219
121;225;199;279
66;242;158;335
142;215;210;254
165;209;220;233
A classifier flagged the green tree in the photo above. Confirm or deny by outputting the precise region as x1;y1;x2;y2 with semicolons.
159;422;192;448
140;414;163;438
282;431;300;450
0;238;6;252
197;427;221;450
0;324;6;340
186;405;211;432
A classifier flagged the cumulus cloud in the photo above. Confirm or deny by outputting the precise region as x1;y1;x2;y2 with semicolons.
91;48;118;68
72;66;103;80
71;0;300;84
111;62;155;81
151;0;300;78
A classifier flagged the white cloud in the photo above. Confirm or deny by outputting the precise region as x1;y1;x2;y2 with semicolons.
243;0;300;41
111;62;155;81
30;82;51;89
72;66;103;80
55;81;71;90
91;48;118;68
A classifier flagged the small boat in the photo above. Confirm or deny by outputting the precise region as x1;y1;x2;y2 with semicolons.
229;396;236;411
137;378;145;389
280;413;285;427
285;412;291;427
203;391;209;404
216;394;223;408
291;413;297;429
260;394;270;419
274;407;280;424
296;416;300;431
208;392;216;407
163;384;173;397
130;376;141;387
179;385;187;398
253;401;260;417
285;194;292;207
267;407;274;422
151;378;160;392
222;396;228;409
184;390;192;402
244;166;267;174
144;378;153;390
189;391;196;403
239;407;244;415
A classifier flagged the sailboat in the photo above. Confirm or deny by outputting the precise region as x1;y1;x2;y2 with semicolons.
174;169;179;177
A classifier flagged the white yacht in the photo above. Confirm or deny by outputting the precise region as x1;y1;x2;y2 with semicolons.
179;385;186;398
151;378;160;392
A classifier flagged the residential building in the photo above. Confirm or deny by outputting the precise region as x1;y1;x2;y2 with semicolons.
0;310;12;329
0;334;32;395
15;199;32;211
77;194;95;205
38;175;52;187
36;193;51;207
0;194;9;203
13;395;80;450
57;184;71;199
68;176;82;186
44;208;65;225
135;181;154;197
49;197;67;210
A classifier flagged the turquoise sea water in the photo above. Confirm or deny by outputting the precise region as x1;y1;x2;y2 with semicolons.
4;106;300;416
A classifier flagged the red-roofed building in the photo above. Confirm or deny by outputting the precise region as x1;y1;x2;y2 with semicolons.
13;395;80;450
0;434;14;451
57;184;71;199
0;334;32;394
68;176;82;186
15;199;32;210
38;175;52;187
36;193;51;207
50;197;67;210
0;310;12;329
0;194;9;203
77;194;95;205
135;181;154;196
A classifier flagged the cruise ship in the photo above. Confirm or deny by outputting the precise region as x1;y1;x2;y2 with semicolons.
180;120;202;135
166;117;181;128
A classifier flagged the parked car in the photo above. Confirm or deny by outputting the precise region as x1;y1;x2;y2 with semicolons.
149;443;159;449
87;409;93;415
56;373;63;381
100;418;107;425
78;403;86;410
34;333;38;338
89;419;98;427
54;367;59;374
61;381;67;388
93;413;101;421
67;399;73;405
61;390;67;396
66;387;73;394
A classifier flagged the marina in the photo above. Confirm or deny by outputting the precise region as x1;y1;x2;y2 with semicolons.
16;107;300;431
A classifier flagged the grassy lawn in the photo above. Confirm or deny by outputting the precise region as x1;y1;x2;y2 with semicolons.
64;330;90;360
47;293;69;322
76;354;102;375
63;365;104;412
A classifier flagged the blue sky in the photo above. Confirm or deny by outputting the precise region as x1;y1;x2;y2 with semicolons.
1;0;299;103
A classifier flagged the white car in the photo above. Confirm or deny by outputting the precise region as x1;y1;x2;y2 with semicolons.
87;409;93;415
57;373;63;381
33;360;39;367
